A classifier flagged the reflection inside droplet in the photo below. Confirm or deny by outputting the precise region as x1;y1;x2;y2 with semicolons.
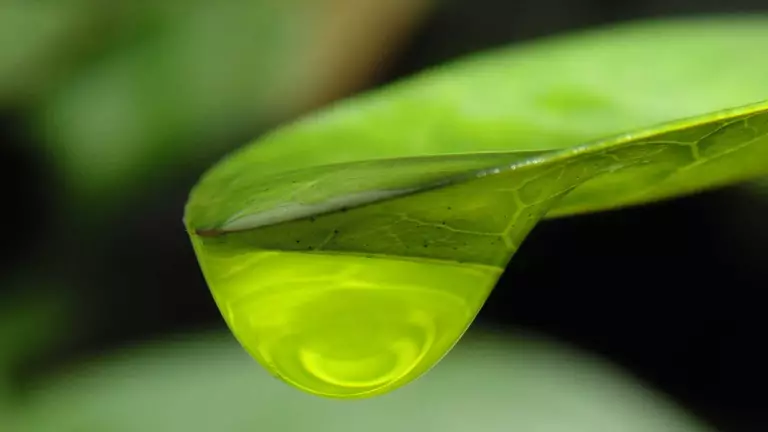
193;239;501;398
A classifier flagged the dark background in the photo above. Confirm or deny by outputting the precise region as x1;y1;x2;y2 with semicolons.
3;1;767;431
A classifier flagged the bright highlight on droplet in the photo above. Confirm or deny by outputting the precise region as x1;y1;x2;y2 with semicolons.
192;235;501;399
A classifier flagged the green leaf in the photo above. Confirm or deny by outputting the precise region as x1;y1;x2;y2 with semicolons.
0;288;72;429
0;2;88;105
187;15;768;232
184;16;768;398
188;101;768;266
35;0;311;209
17;330;713;432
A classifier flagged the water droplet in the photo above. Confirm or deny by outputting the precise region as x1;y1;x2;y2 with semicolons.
192;236;501;399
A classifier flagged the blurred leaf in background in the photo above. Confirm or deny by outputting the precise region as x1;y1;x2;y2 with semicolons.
37;1;292;205
2;0;433;218
0;1;91;105
0;286;72;430
15;330;712;432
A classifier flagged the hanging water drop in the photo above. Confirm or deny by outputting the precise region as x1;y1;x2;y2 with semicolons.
192;235;501;399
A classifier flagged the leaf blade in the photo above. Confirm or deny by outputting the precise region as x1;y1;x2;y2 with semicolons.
187;100;768;267
184;16;768;398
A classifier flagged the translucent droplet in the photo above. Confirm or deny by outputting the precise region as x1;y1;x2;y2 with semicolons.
192;235;501;399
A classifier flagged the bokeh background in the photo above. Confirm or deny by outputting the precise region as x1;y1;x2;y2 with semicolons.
2;1;767;431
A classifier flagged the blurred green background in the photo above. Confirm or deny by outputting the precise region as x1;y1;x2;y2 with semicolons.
2;1;767;431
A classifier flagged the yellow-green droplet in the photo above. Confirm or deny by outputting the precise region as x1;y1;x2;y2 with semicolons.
192;234;501;399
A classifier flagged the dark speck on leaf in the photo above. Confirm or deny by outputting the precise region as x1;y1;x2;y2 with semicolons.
296;240;301;244
309;216;316;223
307;246;314;251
